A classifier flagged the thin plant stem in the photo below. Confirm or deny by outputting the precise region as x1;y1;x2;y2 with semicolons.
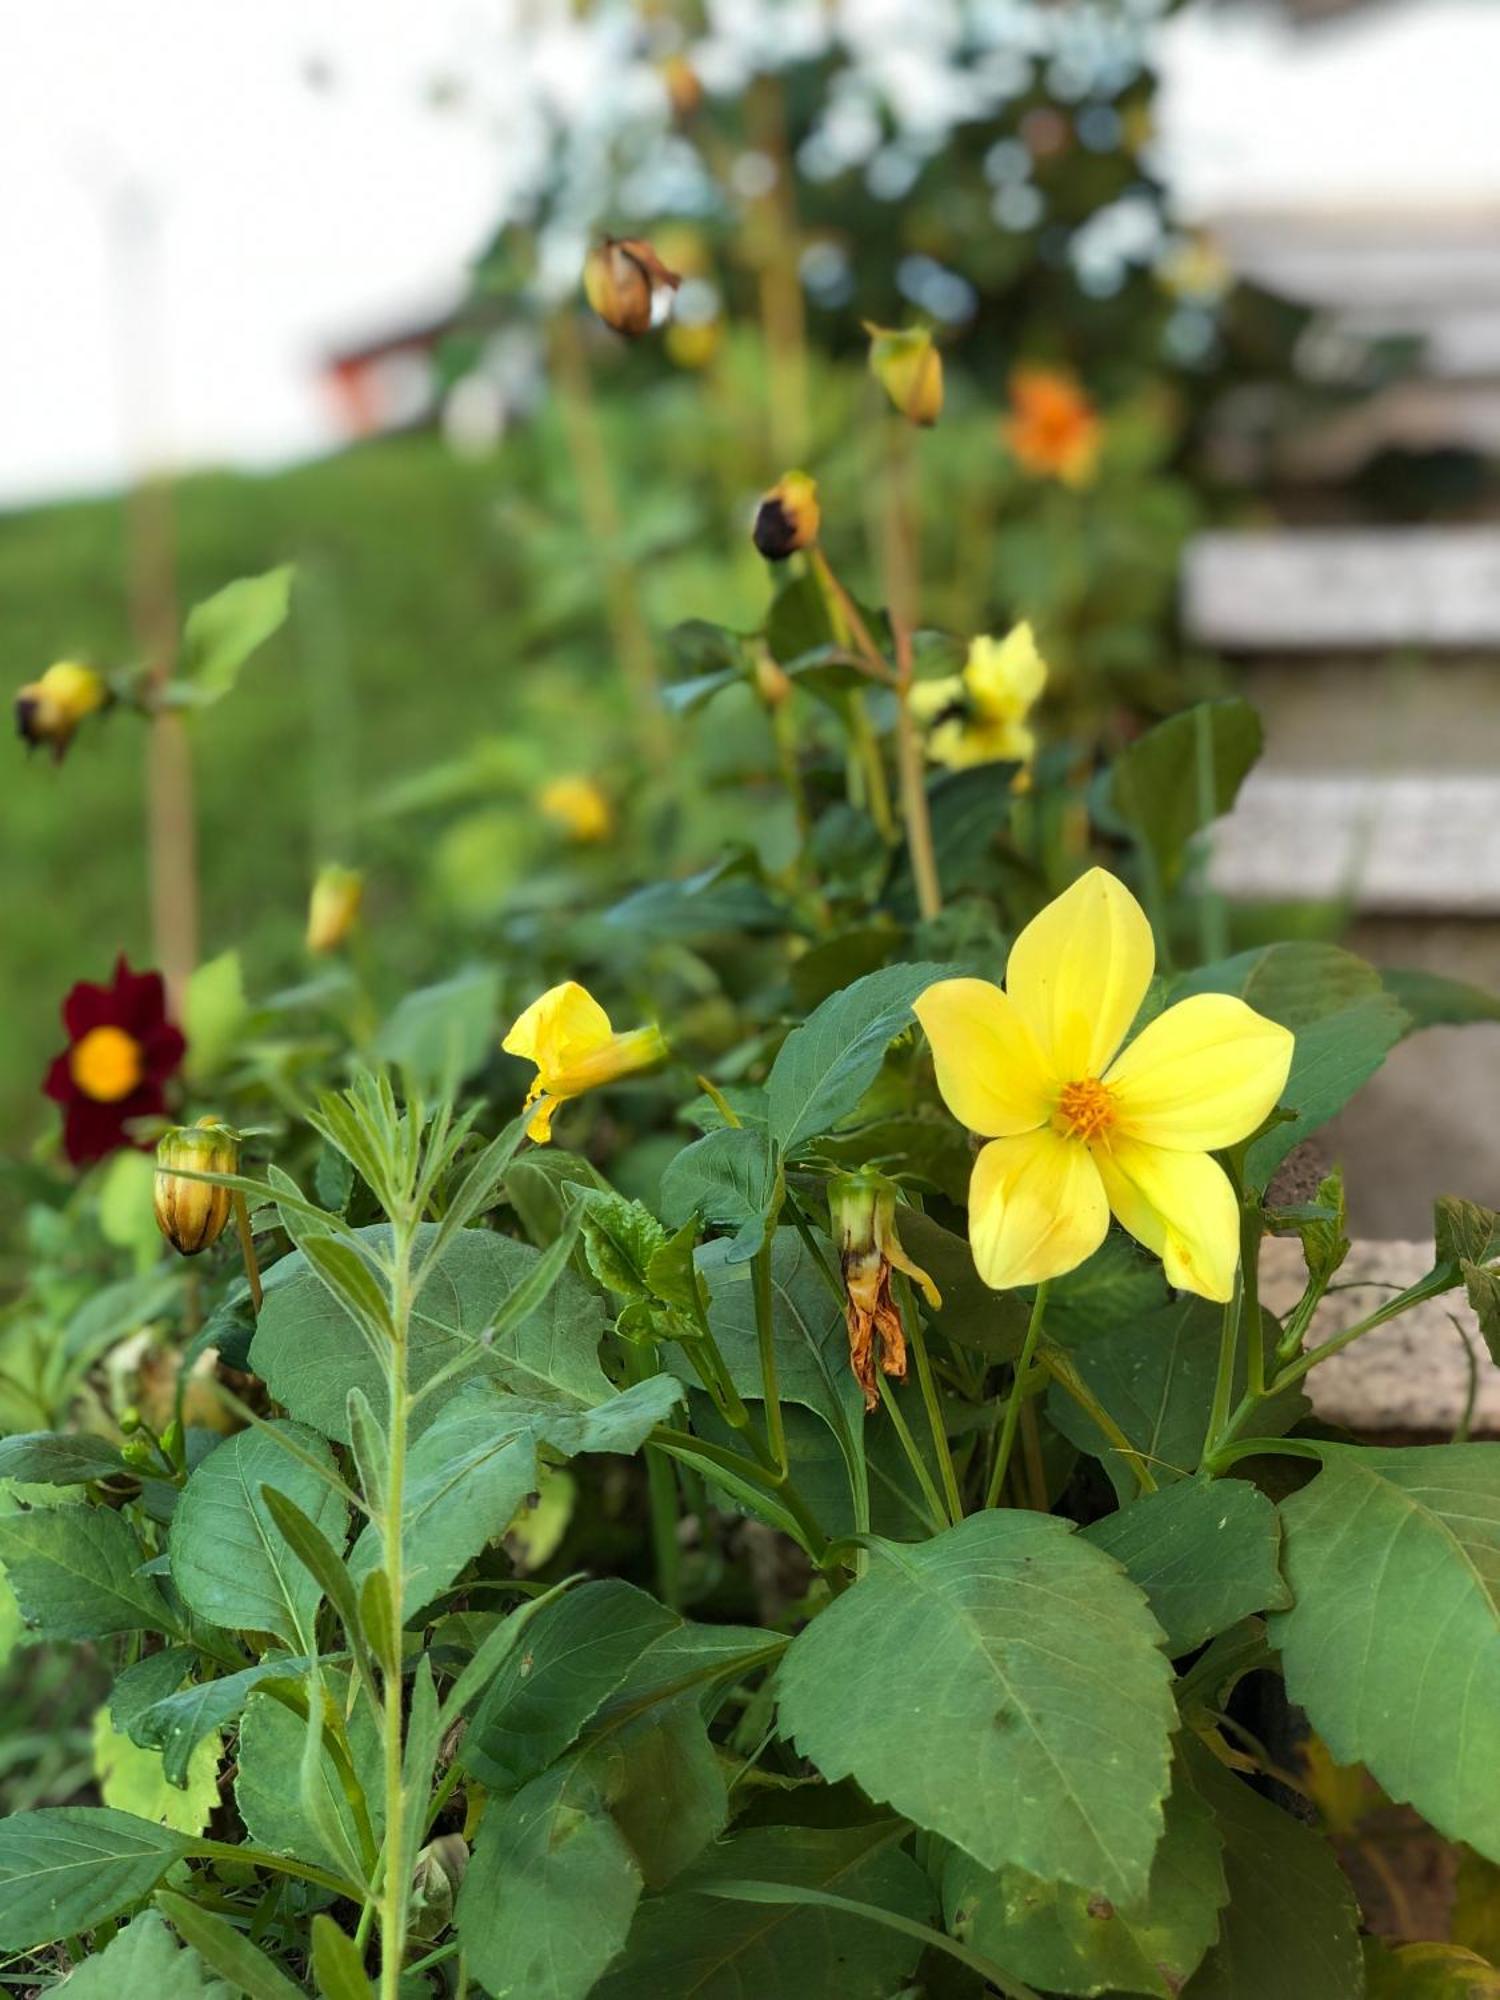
644;1447;682;1611
1037;1345;1156;1494
232;1192;263;1315
986;1283;1049;1510
751;1242;787;1476
891;614;943;921
901;1290;961;1523
378;1231;415;2000
875;1374;949;1535
1240;1195;1264;1400
1018;1397;1048;1512
1205;1270;1244;1466
844;691;898;842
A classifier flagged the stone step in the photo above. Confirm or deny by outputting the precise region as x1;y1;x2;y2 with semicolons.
1208;771;1500;913
1184;527;1500;650
1260;1237;1499;1438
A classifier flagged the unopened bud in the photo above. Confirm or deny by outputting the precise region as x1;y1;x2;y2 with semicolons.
829;1169;940;1411
154;1118;239;1256
864;324;943;426
15;662;110;763
660;53;702;122
583;237;682;338
752;472;820;562
306;864;363;954
753;651;793;709
538;773;613;844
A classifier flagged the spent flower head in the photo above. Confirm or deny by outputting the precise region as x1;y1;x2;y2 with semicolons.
16;661;110;763
752;472;820;562
583;236;682;337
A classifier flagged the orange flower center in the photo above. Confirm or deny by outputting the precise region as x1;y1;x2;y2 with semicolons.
70;1025;145;1103
1055;1077;1115;1143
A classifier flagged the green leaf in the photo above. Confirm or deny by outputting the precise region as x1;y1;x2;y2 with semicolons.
766;962;949;1152
777;1512;1176;1903
111;1647;197;1736
373;966;501;1091
1365;1942;1500;1997
1175;943;1408;1187
593;1822;931;2000
182;949;249;1085
944;1751;1228;1999
156;1889;308;2000
1110;699;1262;887
1183;1741;1363;1998
1082;1479;1291;1657
462;1579;679;1791
134;1656;317;1786
660;1127;781;1262
1049;1295;1307;1499
92;1705;220;1836
46;1912;235;1999
1048;1234;1173;1345
0;1504;173;1639
0;1429;133;1484
310;1913;377;1999
0;1807;189;1949
572;1188;668;1301
1271;1443;1500;1862
234;1676;381;1874
898;1207;1027;1360
179;565;294;701
1383;966;1500;1029
455;1753;644;2000
505;1148;611;1247
170;1422;347;1650
250;1223;610;1439
1435;1194;1500;1269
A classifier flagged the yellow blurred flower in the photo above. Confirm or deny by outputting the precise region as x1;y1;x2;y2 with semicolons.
306;864;363;954
914;869;1294;1299
538;774;613;844
503;981;667;1143
15;661;109;763
908;622;1047;770
664;316;722;370
865;323;943;426
1003;366;1102;487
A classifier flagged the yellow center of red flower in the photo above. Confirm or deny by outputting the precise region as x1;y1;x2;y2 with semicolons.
1055;1077;1116;1143
70;1025;145;1103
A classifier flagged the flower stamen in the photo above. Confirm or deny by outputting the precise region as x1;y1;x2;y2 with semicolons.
1055;1077;1116;1144
69;1025;145;1104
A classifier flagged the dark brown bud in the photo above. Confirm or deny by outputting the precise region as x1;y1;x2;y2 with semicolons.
583;237;682;338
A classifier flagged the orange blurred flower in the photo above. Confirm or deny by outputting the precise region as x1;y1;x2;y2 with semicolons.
1003;367;1102;488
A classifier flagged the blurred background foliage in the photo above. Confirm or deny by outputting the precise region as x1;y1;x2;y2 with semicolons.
0;0;1343;1158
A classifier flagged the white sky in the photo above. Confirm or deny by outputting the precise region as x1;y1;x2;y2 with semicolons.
3;0;1500;508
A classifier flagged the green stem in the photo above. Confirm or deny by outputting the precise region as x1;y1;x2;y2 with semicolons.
902;1290;961;1523
1241;1195;1265;1401
875;1374;949;1535
185;1838;357;1900
1205;1271;1243;1466
987;1283;1049;1510
1039;1342;1157;1492
378;1238;414;2000
752;1242;787;1477
644;1446;682;1611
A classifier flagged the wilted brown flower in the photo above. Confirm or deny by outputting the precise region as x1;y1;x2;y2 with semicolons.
830;1170;941;1410
583;237;682;337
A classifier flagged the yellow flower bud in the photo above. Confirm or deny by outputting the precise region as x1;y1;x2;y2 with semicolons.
538;774;613;844
582;237;682;338
829;1169;940;1410
660;53;703;122
306;864;363;954
15;661;110;763
864;324;943;426
753;651;793;709
752;471;820;562
154;1118;239;1257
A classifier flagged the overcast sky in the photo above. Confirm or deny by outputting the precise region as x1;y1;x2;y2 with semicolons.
2;0;1499;509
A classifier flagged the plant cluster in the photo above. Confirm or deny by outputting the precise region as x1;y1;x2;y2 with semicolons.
4;210;1500;2000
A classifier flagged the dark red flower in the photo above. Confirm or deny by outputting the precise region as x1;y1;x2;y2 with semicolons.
43;956;186;1166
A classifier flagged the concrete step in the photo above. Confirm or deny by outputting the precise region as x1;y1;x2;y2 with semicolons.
1208;771;1500;913
1260;1237;1499;1438
1185;527;1500;650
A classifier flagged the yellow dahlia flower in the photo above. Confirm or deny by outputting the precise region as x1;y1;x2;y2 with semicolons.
909;622;1047;770
913;869;1294;1301
503;981;667;1143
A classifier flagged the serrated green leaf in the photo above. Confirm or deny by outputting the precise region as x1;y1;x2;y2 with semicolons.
777;1512;1176;1903
572;1188;669;1300
0;1807;189;1949
1083;1478;1290;1657
49;1911;235;1999
92;1705;220;1835
134;1655;318;1786
234;1674;381;1874
944;1751;1228;1999
767;962;950;1152
660;1126;781;1262
1271;1443;1500;1862
0;1504;173;1639
0;1429;133;1484
250;1223;609;1439
170;1422;347;1650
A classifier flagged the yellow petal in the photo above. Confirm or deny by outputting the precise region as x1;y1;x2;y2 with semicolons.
968;1128;1109;1290
907;674;964;725
502;981;613;1073
1105;994;1295;1151
1094;1137;1240;1302
965;623;1046;720
913;978;1053;1138
1006;867;1154;1080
